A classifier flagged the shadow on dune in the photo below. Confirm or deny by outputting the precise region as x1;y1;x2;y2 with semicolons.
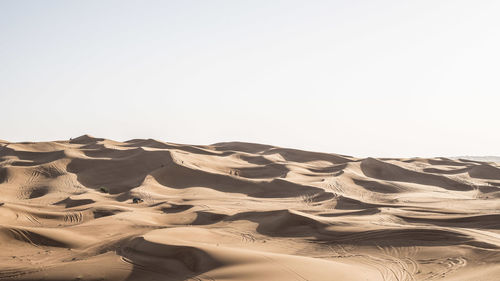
224;209;497;249
0;146;66;166
428;158;473;166
353;178;404;193
422;167;470;175
318;228;497;249
396;213;500;230
0;226;69;248
235;163;289;179
458;158;492;165
191;211;228;225
361;158;473;191
52;197;95;208
160;203;194;214
69;135;104;144
211;141;276;154
151;161;326;198
468;164;500;180
124;138;234;157
477;185;500;194
226;209;332;238
306;163;347;174
120;237;221;281
66;149;173;194
263;147;353;164
332;195;398;209
28;186;50;199
212;142;353;164
238;154;273;165
0;167;7;184
67;143;326;198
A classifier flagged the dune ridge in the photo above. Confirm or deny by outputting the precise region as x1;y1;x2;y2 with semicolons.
1;135;500;280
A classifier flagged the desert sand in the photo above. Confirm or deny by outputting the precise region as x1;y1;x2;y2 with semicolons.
1;135;500;281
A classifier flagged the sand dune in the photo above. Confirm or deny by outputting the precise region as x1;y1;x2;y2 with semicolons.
1;135;500;280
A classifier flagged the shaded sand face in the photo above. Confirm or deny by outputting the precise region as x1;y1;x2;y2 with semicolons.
1;135;500;281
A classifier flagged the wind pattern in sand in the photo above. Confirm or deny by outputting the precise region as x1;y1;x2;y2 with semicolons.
1;135;500;281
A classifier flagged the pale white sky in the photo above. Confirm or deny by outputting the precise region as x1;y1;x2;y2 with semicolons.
1;1;499;157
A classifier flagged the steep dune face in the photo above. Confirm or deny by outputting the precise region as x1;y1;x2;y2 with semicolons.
1;136;500;281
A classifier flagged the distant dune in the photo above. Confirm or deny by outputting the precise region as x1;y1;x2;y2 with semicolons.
1;135;500;281
452;156;500;163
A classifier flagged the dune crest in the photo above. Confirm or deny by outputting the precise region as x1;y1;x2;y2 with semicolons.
1;136;500;280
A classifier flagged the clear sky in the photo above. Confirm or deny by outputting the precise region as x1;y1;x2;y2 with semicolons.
1;1;499;157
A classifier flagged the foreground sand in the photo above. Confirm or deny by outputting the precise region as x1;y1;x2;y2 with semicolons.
1;135;500;281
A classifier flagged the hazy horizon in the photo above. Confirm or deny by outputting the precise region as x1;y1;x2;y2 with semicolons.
2;1;499;158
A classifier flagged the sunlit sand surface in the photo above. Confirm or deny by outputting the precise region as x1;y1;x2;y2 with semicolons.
1;135;500;281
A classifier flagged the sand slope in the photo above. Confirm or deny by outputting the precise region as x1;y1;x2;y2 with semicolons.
1;135;500;281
